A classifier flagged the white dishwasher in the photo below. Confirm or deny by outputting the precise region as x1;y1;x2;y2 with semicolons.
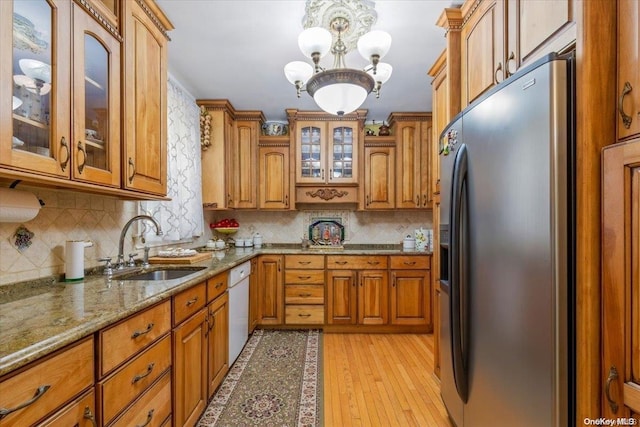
228;260;251;365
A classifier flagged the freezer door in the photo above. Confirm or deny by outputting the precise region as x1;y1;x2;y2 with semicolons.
462;58;570;427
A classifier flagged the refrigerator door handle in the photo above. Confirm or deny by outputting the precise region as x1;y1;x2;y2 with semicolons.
450;143;469;403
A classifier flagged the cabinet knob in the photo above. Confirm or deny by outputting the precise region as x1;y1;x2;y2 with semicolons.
494;62;504;84
506;51;517;77
605;365;619;413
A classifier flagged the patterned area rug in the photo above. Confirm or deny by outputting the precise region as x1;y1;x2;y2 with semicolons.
197;329;322;427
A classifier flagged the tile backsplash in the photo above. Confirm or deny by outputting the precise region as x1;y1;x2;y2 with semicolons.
1;187;432;286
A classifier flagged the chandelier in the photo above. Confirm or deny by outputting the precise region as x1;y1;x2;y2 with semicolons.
284;1;392;116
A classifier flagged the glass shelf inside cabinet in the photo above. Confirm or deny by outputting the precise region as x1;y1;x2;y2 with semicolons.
12;0;54;158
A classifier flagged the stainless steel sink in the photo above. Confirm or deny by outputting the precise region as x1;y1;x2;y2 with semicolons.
118;266;206;281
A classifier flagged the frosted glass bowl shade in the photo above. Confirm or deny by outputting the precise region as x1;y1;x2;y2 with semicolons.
298;27;332;59
284;61;314;85
306;69;375;116
368;62;393;83
357;30;392;61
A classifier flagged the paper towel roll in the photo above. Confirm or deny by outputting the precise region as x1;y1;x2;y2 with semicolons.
0;188;41;222
65;240;93;281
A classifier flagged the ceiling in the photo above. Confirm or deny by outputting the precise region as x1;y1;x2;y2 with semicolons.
155;0;454;122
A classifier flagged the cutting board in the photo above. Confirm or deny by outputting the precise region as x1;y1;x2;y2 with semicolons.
148;252;212;264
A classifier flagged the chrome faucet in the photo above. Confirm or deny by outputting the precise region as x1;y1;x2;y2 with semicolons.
117;215;162;269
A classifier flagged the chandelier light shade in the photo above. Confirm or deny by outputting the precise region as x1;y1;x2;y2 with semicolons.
284;3;392;116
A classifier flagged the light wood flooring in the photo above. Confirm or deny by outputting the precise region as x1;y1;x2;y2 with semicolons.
323;333;452;427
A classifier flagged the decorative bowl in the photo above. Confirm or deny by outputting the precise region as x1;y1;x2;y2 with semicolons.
214;227;239;234
262;121;288;136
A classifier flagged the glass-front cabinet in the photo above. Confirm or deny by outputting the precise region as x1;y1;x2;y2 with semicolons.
296;121;358;184
1;0;120;187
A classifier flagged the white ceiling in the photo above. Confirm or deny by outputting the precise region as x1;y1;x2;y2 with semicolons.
156;0;454;122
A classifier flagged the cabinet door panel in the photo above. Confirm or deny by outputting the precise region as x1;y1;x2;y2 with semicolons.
1;0;71;177
617;0;640;140
297;124;324;183
72;6;120;186
232;122;258;208
257;255;283;324
327;270;357;324
259;145;290;209
390;270;431;326
173;309;207;427
123;0;168;194
364;146;395;209
208;293;229;398
518;0;571;63
358;270;388;325
602;139;640;417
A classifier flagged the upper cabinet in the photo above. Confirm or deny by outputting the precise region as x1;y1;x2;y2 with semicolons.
0;0;172;198
1;0;120;187
617;0;640;141
388;113;433;209
199;100;264;210
259;136;292;210
459;0;575;107
122;0;173;195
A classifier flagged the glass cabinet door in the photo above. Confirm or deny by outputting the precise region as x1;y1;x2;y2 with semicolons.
328;122;358;183
72;6;120;186
298;124;324;182
1;0;71;177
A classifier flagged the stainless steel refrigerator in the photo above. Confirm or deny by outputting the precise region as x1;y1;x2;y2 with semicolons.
438;53;575;427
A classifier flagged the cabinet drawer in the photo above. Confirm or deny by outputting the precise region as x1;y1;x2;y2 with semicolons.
390;255;431;270
285;284;325;304
285;255;325;269
109;371;171;427
207;271;228;302
326;255;388;269
39;389;96;427
285;305;325;324
284;269;325;284
173;282;206;325
99;334;172;425
0;337;94;427
99;301;171;377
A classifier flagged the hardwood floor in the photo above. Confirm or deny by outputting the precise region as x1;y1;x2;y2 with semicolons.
323;333;452;427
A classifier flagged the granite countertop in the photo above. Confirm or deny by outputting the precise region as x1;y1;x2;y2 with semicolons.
0;244;430;376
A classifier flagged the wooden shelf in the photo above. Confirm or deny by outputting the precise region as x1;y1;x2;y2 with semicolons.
13;113;49;130
84;138;106;150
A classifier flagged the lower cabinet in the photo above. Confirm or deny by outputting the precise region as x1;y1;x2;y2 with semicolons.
257;254;284;325
327;256;389;326
284;255;325;325
172;282;208;427
0;337;94;426
109;371;172;427
390;255;432;329
39;390;97;427
207;292;229;398
249;258;259;332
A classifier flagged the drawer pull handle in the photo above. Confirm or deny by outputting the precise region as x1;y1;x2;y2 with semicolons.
128;157;136;183
83;406;98;427
298;313;311;317
298;275;311;280
619;81;633;129
0;384;50;419
404;261;417;265
298;261;311;265
299;293;312;297
186;297;199;306
335;261;348;265
367;261;380;265
131;323;154;339
132;362;155;384
215;282;224;289
136;409;154;427
77;141;87;174
59;137;70;171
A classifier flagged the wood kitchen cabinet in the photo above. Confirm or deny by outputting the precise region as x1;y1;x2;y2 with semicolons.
0;337;94;427
257;254;284;325
389;256;432;329
326;256;389;326
284;255;325;325
602;138;640;419
388;113;433;209
259;136;292;209
206;271;229;398
362;138;395;210
617;0;640;141
249;257;259;332
172;283;207;427
230;113;263;209
122;0;173;195
459;0;575;107
0;0;120;187
39;390;97;427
